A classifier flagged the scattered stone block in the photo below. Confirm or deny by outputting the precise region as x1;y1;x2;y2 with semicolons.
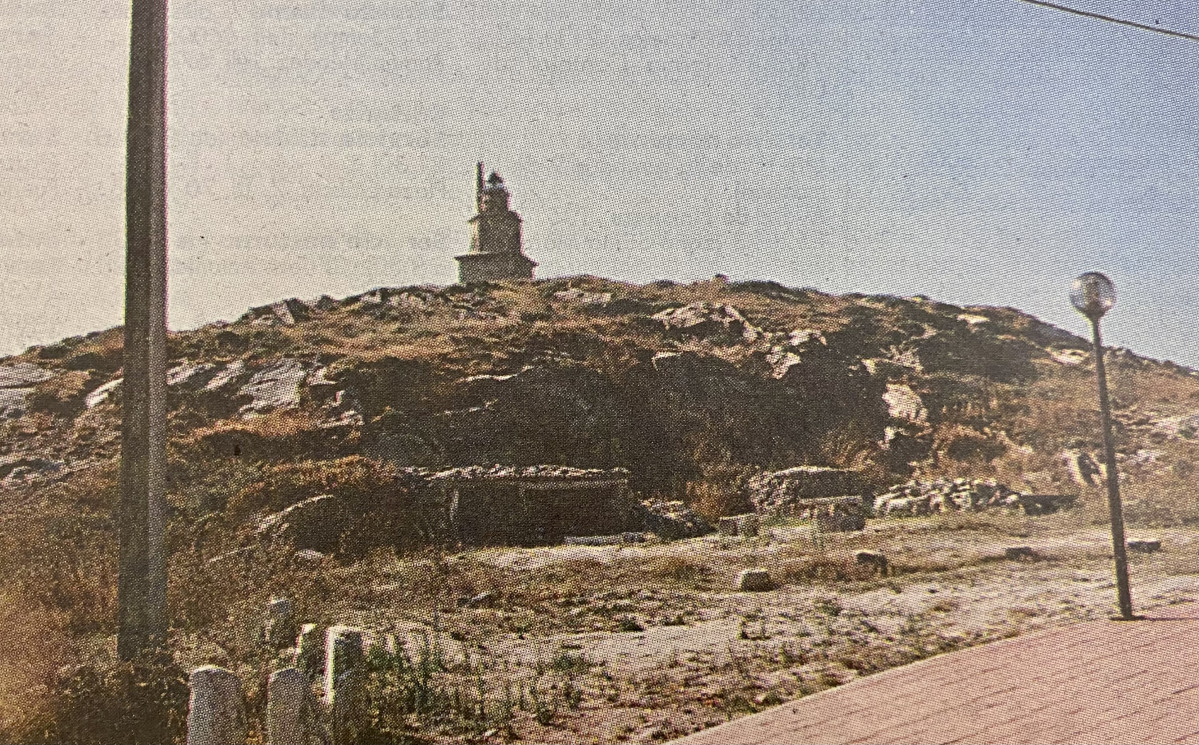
639;499;713;539
462;591;496;608
736;568;774;592
718;514;761;537
294;623;324;680
1005;546;1038;561
186;665;247;745
815;509;865;532
323;625;365;704
1017;494;1078;516
564;531;648;546
294;549;326;564
264;597;295;649
564;534;623;546
267;667;324;745
854;550;889;576
1127;539;1162;553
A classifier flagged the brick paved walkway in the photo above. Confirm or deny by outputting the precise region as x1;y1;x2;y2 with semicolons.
670;603;1198;745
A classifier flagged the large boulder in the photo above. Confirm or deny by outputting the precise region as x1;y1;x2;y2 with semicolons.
237;359;315;415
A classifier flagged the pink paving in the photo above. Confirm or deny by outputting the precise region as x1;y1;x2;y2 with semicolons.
670;603;1199;745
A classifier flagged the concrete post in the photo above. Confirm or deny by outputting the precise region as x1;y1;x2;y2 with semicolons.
294;623;324;680
323;626;367;745
1089;317;1135;620
323;625;365;703
267;667;324;745
117;0;169;660
186;666;247;745
263;597;295;648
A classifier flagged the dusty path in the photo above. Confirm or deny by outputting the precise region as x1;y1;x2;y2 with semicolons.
670;602;1199;745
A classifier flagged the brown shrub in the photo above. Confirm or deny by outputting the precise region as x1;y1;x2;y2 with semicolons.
27;371;95;417
776;556;876;584
0;505;117;636
18;655;189;745
226;455;402;518
225;456;446;556
0;593;71;742
643;555;711;584
185;410;359;462
687;463;756;521
688;481;753;522
50;328;125;373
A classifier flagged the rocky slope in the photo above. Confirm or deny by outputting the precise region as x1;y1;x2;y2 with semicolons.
1;276;1195;528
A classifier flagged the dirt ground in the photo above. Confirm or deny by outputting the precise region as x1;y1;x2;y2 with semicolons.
237;510;1197;744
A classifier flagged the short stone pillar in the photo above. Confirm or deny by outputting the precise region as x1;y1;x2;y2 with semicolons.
186;665;247;745
323;625;365;702
736;568;774;592
294;623;323;680
324;625;367;745
267;667;325;745
264;597;295;649
329;668;367;745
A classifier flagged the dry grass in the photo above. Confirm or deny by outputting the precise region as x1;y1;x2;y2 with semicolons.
184;410;361;462
775;556;878;584
224;455;404;518
643;555;712;585
0;592;71;742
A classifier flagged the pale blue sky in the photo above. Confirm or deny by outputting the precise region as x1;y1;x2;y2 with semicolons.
2;1;1196;365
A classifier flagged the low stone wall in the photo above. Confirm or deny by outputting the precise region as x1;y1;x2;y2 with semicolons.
748;466;866;516
873;478;1076;516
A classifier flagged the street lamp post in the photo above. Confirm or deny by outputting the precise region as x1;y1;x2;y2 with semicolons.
1069;272;1135;621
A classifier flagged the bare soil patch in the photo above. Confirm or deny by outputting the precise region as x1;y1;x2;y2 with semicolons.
198;512;1196;744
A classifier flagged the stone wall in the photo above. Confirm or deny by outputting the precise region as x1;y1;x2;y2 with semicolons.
431;465;635;546
747;466;867;516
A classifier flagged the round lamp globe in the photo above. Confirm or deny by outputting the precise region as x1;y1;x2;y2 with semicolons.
1070;272;1117;319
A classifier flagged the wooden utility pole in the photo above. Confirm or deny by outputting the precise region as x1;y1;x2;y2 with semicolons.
117;0;169;660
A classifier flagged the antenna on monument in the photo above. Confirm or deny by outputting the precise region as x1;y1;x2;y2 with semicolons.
475;162;484;209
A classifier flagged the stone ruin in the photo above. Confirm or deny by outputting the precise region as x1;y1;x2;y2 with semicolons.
742;468;1079;530
747;466;871;532
428;464;638;546
873;478;1078;516
250;464;639;552
747;466;868;516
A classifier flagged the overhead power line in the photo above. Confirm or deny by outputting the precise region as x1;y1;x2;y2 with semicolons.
1017;0;1199;43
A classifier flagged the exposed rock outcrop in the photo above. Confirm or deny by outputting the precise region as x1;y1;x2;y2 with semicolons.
0;363;55;418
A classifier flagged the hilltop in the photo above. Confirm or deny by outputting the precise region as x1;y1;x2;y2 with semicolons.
3;275;1195;512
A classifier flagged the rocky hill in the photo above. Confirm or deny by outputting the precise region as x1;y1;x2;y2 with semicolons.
1;275;1196;744
1;275;1196;531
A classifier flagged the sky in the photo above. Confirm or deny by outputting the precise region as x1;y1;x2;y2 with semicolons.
2;0;1197;366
